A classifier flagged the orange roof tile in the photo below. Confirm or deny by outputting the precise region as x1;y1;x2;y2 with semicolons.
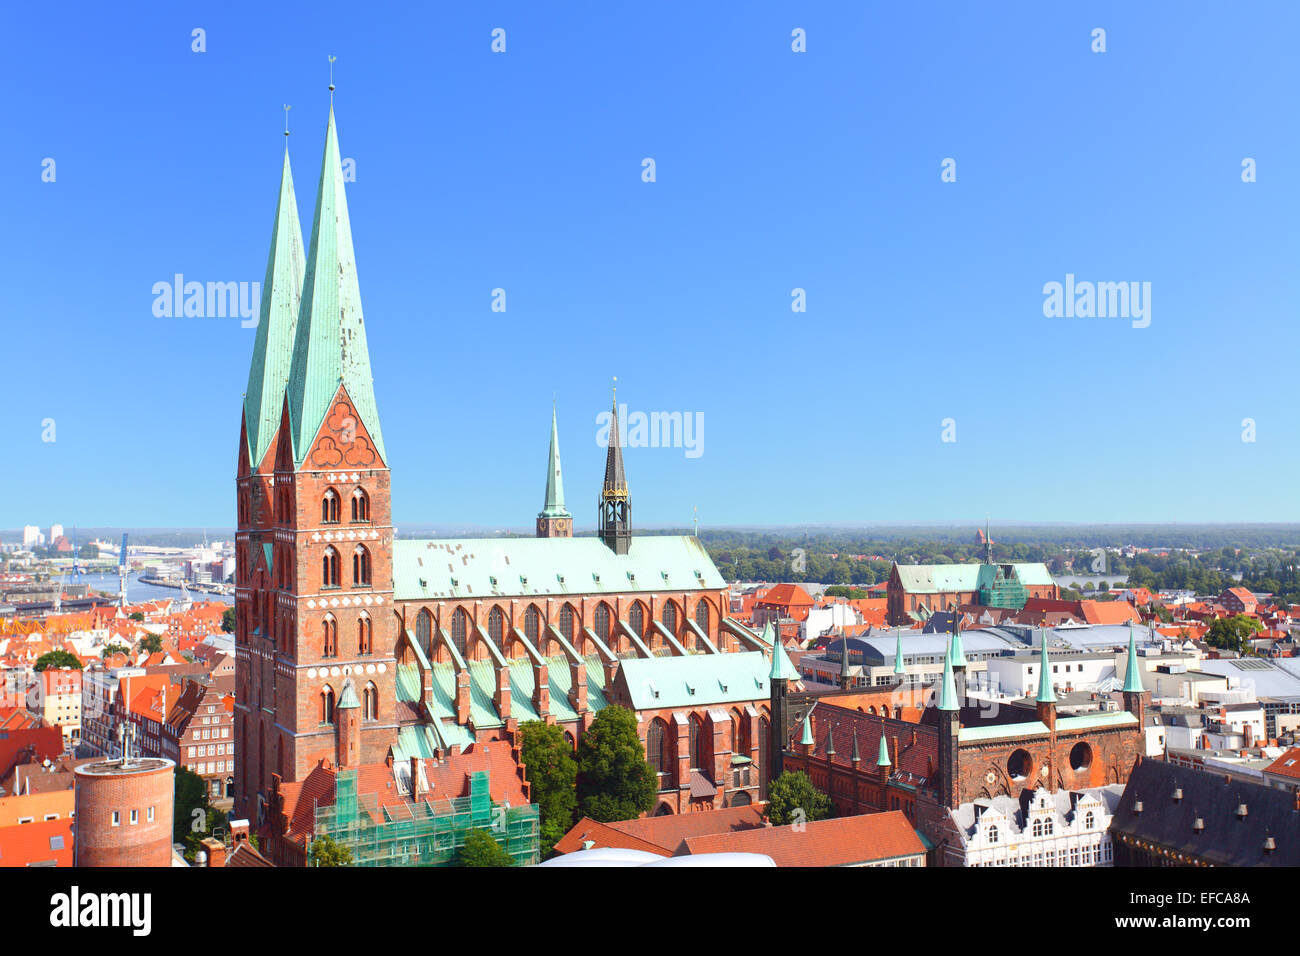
678;811;925;866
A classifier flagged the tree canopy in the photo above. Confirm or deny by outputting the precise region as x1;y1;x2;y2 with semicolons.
575;705;657;822
456;827;515;867
308;834;353;867
518;721;578;855
766;770;830;827
34;649;82;671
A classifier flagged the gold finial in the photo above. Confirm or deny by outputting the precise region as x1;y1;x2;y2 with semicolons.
328;55;337;97
283;104;291;137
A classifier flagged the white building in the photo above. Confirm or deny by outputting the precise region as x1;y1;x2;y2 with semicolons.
21;525;41;547
799;603;862;644
949;785;1123;867
49;524;64;543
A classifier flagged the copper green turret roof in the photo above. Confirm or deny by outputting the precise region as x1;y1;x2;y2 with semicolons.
243;148;305;468
839;635;851;682
938;637;959;712
949;617;967;670
893;628;905;675
337;678;360;709
602;396;627;495
1036;632;1057;704
1122;622;1144;694
824;725;836;756
286;107;386;466
799;712;814;747
851;728;862;763
539;405;570;518
877;735;891;767
769;629;799;681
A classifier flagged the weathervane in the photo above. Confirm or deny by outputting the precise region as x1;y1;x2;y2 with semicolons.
283;104;291;137
328;55;337;100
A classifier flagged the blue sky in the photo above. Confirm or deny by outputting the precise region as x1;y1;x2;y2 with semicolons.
4;2;1299;531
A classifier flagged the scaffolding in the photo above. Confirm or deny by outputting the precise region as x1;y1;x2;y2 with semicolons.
978;565;1028;609
312;769;539;867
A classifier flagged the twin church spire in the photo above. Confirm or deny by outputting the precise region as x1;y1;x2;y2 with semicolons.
242;103;386;474
242;98;630;549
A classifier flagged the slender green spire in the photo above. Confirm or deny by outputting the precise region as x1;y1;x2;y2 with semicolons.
539;404;570;518
1036;631;1057;704
243;147;305;468
877;735;891;767
286;106;386;466
839;635;851;683
799;712;814;746
1122;622;1144;694
938;636;958;712
769;632;799;681
824;725;836;756
949;615;967;670
893;627;905;675
851;728;862;763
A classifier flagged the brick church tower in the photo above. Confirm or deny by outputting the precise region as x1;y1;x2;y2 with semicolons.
235;107;396;821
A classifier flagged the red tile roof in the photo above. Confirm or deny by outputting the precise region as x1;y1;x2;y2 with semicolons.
678;810;925;866
0;817;73;866
554;804;767;856
1263;747;1300;781
757;584;815;609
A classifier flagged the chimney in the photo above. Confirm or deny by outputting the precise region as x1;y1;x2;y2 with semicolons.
229;819;250;846
410;756;421;800
200;836;226;868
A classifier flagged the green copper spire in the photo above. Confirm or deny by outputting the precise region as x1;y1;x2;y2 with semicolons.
824;725;836;756
938;637;958;712
539;404;570;518
893;628;905;675
877;735;891;767
1036;631;1057;704
839;635;852;684
851;728;862;763
336;678;360;710
286;106;387;466
769;632;799;682
799;712;814;747
948;616;967;669
243;148;305;468
1122;622;1144;694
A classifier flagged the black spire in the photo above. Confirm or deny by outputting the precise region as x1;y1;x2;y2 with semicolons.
599;392;631;554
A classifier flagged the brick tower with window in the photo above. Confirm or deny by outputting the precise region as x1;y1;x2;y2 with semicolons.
234;107;397;822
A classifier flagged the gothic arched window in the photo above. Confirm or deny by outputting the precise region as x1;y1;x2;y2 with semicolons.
357;614;372;655
694;599;710;632
416;608;432;649
322;547;340;588
559;603;576;641
452;609;469;658
352;545;371;586
689;714;704;770
525;605;541;643
647;718;669;775
351;488;370;522
593;603;611;641
321;686;336;724
488;607;505;644
322;615;337;657
363;682;378;720
322;489;340;524
628;602;645;638
663;601;678;635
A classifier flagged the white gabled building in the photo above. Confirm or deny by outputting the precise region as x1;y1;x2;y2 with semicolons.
948;785;1124;867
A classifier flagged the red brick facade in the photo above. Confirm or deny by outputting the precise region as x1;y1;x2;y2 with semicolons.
73;758;175;867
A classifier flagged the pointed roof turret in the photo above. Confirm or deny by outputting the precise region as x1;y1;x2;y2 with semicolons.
938;637;958;712
877;735;892;767
336;678;360;710
824;725;836;756
769;635;799;682
243;148;305;468
1036;631;1057;704
1122;622;1145;694
851;728;862;763
598;387;631;554
893;628;905;675
539;404;570;519
839;635;852;683
286;106;386;466
602;394;627;494
949;615;967;670
799;712;814;747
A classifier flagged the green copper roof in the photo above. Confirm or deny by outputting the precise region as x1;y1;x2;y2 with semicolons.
539;406;570;518
824;726;836;755
799;712;814;747
286;107;386;466
937;638;958;712
893;629;905;675
617;652;769;711
393;535;724;601
769;631;799;681
1122;623;1145;694
336;678;360;709
244;148;305;469
851;728;862;763
949;623;967;669
876;735;891;767
1036;633;1057;704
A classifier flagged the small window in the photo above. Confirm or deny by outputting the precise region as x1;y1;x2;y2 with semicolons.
111;812;120;827
130;809;139;825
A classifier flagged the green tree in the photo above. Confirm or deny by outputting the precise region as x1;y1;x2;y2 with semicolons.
129;611;145;622
308;834;354;867
34;649;82;671
137;633;163;654
766;770;830;827
456;827;514;867
101;643;131;660
1205;614;1264;654
221;607;235;633
173;767;227;860
518;721;578;855
576;705;657;822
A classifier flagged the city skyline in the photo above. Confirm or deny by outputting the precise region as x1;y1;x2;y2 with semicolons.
6;3;1300;528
